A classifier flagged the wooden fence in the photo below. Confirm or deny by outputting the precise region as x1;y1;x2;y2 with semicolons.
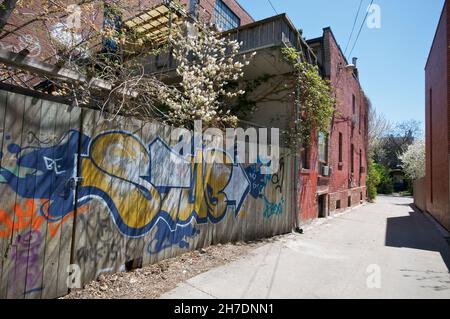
0;88;295;299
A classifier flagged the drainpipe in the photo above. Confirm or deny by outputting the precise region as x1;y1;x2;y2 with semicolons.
294;78;302;231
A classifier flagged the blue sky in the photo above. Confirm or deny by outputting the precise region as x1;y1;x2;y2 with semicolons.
239;0;444;128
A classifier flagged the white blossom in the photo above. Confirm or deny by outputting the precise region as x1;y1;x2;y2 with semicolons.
400;139;425;180
151;22;254;128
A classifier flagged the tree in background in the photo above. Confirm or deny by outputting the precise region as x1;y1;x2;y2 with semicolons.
367;102;423;198
378;120;422;169
367;160;381;202
368;101;392;159
400;139;425;181
375;163;395;195
367;103;392;200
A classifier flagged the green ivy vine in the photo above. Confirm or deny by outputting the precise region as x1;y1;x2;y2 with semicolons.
281;47;336;147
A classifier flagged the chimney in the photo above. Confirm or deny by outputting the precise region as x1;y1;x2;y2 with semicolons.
352;57;359;79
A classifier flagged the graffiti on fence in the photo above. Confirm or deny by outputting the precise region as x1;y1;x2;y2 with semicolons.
0;130;278;245
74;211;141;269
0;34;42;58
0;199;83;239
271;157;285;194
147;221;200;255
8;230;43;297
260;195;285;219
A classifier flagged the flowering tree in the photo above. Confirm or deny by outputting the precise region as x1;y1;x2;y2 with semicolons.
154;23;254;129
95;21;254;128
399;139;425;180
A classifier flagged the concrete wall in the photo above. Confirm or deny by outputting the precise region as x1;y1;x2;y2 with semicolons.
0;88;294;299
425;0;450;231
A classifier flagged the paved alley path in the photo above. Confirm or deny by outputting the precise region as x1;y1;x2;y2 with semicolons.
161;196;450;299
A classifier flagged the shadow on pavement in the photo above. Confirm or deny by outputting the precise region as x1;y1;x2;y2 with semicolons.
385;205;450;272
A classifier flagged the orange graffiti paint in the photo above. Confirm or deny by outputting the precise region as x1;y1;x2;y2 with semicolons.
0;199;86;238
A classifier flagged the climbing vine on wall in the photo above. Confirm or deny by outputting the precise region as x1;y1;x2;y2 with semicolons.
281;47;335;146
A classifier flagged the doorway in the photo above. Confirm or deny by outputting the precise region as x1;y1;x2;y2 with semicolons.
318;195;328;218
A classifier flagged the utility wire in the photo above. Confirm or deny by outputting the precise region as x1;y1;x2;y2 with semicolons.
267;0;278;15
343;0;364;56
347;0;374;59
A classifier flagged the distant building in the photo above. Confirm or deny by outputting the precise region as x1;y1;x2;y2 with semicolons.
424;0;450;230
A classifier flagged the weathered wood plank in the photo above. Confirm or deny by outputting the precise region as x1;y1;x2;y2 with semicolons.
140;121;164;268
0;92;26;299
76;110;121;284
17;94;43;300
40;101;74;299
71;107;99;287
0;89;9;292
55;105;81;298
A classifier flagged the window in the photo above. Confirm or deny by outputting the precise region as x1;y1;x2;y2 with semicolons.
318;132;328;163
336;200;341;210
351;94;357;130
359;149;362;173
338;132;343;163
302;143;310;170
214;0;241;31
351;144;355;173
352;94;356;115
359;103;362;132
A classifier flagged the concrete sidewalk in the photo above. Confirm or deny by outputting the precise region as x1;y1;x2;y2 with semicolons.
161;196;450;299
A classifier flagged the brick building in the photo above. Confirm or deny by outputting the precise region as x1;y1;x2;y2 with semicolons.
302;28;369;222
424;0;450;230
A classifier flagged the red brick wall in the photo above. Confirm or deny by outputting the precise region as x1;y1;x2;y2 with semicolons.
425;0;450;230
299;27;368;223
299;132;319;222
414;177;427;212
324;28;368;208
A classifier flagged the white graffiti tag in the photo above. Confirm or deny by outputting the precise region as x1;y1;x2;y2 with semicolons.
0;34;42;57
